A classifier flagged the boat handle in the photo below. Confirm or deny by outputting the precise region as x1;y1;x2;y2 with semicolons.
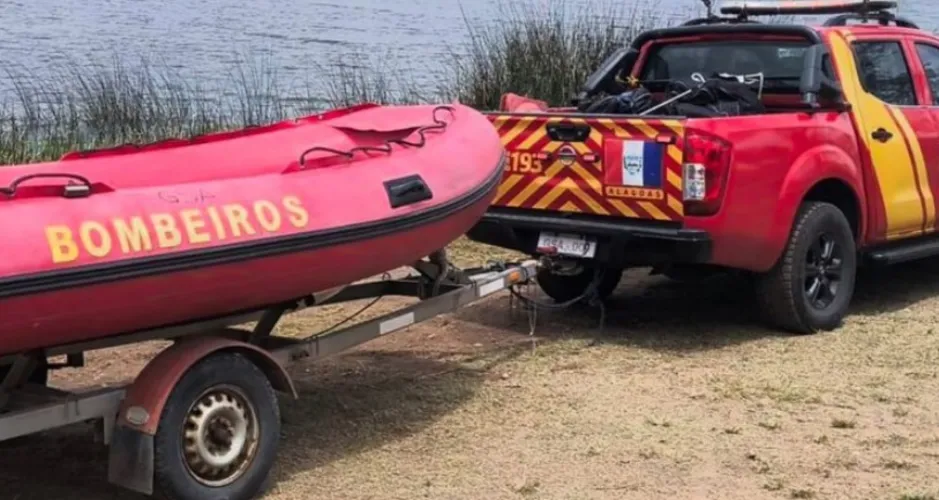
0;173;94;199
384;174;433;208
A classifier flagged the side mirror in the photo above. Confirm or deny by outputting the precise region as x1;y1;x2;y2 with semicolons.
800;43;843;108
572;47;639;106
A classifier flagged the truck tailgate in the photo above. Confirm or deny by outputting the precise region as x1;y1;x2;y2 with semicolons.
487;113;686;223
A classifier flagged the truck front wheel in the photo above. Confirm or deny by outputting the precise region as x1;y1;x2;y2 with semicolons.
756;201;857;334
536;263;623;303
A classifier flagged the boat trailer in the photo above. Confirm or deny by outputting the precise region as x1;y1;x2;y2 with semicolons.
0;253;539;499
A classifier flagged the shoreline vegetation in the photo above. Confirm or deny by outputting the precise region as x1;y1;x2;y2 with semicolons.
0;1;675;165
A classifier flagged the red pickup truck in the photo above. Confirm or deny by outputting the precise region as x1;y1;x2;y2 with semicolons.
466;0;939;333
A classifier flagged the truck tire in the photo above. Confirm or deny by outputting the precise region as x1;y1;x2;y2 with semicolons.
756;201;857;334
153;352;281;500
536;265;623;303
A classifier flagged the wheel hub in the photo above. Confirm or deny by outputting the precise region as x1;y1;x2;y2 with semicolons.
182;385;260;487
804;233;843;310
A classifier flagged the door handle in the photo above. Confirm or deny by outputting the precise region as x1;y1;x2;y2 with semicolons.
546;123;590;142
872;128;894;143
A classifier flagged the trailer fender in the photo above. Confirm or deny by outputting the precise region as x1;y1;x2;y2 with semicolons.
118;335;296;435
106;336;296;495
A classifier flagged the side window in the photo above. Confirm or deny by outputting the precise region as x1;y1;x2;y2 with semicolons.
915;43;939;104
853;41;917;106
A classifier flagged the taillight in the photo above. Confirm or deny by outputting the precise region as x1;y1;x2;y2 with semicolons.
682;129;732;216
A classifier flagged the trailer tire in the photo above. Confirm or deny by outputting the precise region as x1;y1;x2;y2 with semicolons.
756;201;856;334
536;265;622;303
153;351;281;500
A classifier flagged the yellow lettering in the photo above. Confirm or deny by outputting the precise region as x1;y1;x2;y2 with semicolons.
113;217;153;254
45;225;79;263
151;213;182;248
507;151;543;174
43;200;311;262
604;186;664;200
180;209;211;244
206;206;227;240
282;195;309;228
253;200;282;232
222;204;256;237
79;221;112;258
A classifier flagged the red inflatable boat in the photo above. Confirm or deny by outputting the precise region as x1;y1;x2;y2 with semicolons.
0;102;505;356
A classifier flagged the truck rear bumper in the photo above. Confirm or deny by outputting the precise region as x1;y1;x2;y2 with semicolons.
466;208;712;266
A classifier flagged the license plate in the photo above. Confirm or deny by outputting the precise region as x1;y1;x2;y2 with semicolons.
536;231;597;258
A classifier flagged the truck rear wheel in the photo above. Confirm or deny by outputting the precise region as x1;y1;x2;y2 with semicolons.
756;201;856;334
153;352;281;500
536;264;623;303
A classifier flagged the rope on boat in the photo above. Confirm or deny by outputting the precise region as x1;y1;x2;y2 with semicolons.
297;105;455;166
59;124;266;160
57;103;454;161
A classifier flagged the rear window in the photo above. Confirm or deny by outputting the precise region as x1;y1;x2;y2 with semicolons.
638;40;817;92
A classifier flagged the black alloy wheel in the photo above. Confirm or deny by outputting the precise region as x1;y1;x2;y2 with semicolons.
804;232;844;310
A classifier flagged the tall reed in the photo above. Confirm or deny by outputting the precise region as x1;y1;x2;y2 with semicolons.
0;0;680;164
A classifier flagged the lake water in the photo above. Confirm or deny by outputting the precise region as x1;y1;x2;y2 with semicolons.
1;0;936;102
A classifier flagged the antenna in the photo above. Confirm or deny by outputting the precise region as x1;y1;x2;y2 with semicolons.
700;0;714;18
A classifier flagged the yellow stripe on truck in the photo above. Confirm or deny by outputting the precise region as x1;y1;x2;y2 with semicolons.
827;31;926;239
887;106;936;232
497;117;537;147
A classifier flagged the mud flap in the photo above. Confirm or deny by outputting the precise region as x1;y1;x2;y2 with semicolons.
107;424;155;495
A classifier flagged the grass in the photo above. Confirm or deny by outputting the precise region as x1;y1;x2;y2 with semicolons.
445;1;666;110
830;418;857;429
0;53;300;164
7;248;939;498
0;0;679;165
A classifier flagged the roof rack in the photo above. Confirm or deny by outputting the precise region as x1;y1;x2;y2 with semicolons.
682;16;762;26
822;10;919;29
708;0;920;29
683;0;761;26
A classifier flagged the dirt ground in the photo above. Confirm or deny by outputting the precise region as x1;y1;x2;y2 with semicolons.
2;238;939;500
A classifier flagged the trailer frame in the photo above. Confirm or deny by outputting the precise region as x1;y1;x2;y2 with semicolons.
0;253;540;499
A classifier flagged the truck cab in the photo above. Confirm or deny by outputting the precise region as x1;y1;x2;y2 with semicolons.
467;0;939;333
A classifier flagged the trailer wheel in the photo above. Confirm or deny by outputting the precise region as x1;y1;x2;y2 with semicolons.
153;352;281;500
536;264;622;303
756;201;857;334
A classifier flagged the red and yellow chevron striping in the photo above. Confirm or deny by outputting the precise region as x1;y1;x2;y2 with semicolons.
487;115;685;221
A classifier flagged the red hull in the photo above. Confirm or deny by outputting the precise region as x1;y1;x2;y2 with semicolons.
0;103;504;356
